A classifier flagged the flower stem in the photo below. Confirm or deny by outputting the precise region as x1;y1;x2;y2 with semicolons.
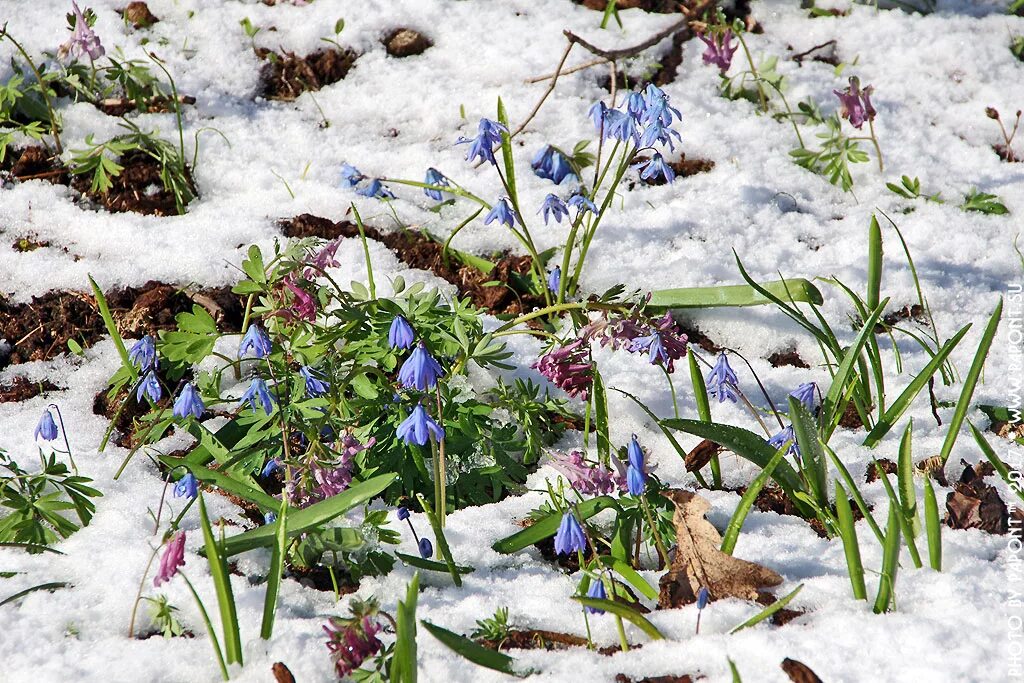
126;544;162;638
181;572;231;681
734;31;768;113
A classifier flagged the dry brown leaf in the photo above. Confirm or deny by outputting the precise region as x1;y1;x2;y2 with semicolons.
685;438;723;473
781;658;824;683
272;662;296;683
658;490;783;608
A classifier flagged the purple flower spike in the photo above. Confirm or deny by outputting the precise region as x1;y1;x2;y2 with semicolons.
706;353;739;403
153;531;186;587
397;404;445;446
554;511;586;555
548;450;621;496
324;615;383;678
398;342;445;391
484;197;518;228
389;315;416;350
698;29;736;72
534;338;593;400
173;383;205;419
585;578;608;613
35;410;59;441
834;77;876;130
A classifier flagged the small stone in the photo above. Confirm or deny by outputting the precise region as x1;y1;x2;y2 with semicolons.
121;2;159;29
384;28;432;58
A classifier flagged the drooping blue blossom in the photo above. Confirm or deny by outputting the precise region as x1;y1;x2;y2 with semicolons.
626;435;646;496
239;324;271;359
418;537;434;559
641;84;681;127
423;168;450;201
790;382;818;412
627;435;644;471
539;193;569;225
240;378;276;415
531;146;576;185
388;315;416;350
554;511;586;556
137;370;162;403
603;109;637;143
173;473;198;500
638;119;681;151
768;424;800;458
396;404;445;446
264;512;277;525
355;178;395;200
455;118;508;165
484;197;518;228
627;91;647;122
173;383;205;419
636;152;675;184
300;366;330;397
588;101;608;132
547;267;561;294
128;335;157;370
706;353;739;403
261;458;282;478
35;410;58;441
398;342;445;391
627;314;688;372
568;193;598;216
585;578;607;613
697;586;710;610
397;506;410;521
340;163;365;188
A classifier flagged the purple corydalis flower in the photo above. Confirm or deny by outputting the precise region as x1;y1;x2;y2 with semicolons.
59;2;105;62
283;278;317;322
484;197;518;228
174;473;198;499
240;378;275;415
397;404;445;446
532;146;575;185
768;424;800;458
35;410;59;441
423;168;449;201
568;193;598;216
418;537;434;558
239;324;271;359
388;315;416;350
355;178;395;200
534;338;593;400
547;267;561;294
137;370;161;403
585;578;607;613
548;450;620;496
554;511;586;555
456;118;508;165
706;353;739;403
698;29;737;72
790;382;817;411
628;314;688;372
834;77;876;130
398;342;444;391
153;531;186;587
636;153;675;184
539;193;569;225
128;335;156;370
300;366;330;397
340;163;365;187
324;615;383;679
173;383;205;419
306;238;342;279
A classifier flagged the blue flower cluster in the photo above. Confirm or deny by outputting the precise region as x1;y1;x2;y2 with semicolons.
341;163;395;200
129;335;163;403
389;317;446;447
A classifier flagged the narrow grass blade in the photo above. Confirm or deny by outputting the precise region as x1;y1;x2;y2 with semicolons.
721;446;787;555
834;482;866;600
392;572;420;683
729;584;804;633
497;97;516;205
825;445;885;545
0;581;67;607
867;215;882;310
923;477;942;571
492;496;618;553
598;556;658;600
789;397;829;511
729;658;743;682
198;495;243;664
863;324;971;447
260;500;288;640
871;460;922;569
0;542;63;554
939;299;1003;464
421;620;525;677
395;552;474;575
88;275;136;381
572;597;664;640
593;367;611;463
897;422;919;536
873;507;901;614
689;350;720;486
647;279;823;310
417;493;464;587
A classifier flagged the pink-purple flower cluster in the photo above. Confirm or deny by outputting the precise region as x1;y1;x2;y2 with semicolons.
153;531;186;587
548;450;624;495
833;77;876;130
533;338;593;400
287;434;376;507
323;614;383;678
698;29;737;72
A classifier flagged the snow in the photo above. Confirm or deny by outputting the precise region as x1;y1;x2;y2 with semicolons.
1;0;1023;681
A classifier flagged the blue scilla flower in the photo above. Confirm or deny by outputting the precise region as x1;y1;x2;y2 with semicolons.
531;146;575;185
636;153;675;184
300;366;330;398
697;586;710;610
397;506;410;521
585;578;607;613
627;434;644;470
173;473;198;499
790;382;817;411
456;118;508;165
547;267;561;294
588;101;608;132
261;458;282;478
554;511;586;556
418;537;434;559
173;383;205;419
137;370;162;403
768;424;800;458
240;378;276;415
423;168;450;201
603;109;637;143
356;178;395;200
388;315;416;350
264;512;277;525
128;335;157;370
341;163;365;188
239;325;271;360
484;197;518;228
639;120;681;152
627;91;647;122
641;84;681;127
627;462;646;496
398;342;445;391
397;403;445;446
539;194;569;225
632;331;667;366
568;193;598;216
35;410;58;441
706;353;739;403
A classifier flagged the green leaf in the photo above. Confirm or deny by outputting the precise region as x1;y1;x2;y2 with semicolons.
198;495;243;664
835;482;866;600
491;496;618;554
395;552;475;575
393;572;420;683
873;507;901;614
572;597;664;640
0;581;68;607
597;556;658;600
647;279;823;310
496;97;516;206
729;584;804;633
721;445;788;555
788;397;829;511
159;456;278;511
415;493;465;587
220;473;396;556
821;297;889;437
421;620;526;677
923;477;942;571
260;499;288;640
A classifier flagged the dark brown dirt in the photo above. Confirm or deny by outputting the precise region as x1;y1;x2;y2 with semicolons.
995;144;1021;163
731;482;863;538
876;303;926;332
837;401;865;430
279;213;545;315
480;628;630;656
754;591;805;627
865;458;897;484
383;28;432;58
768;348;809;369
286;565;360;594
257;47;358;101
3;146;67;184
0;376;60;403
675;321;722;353
576;0;684;12
95;94;195;117
119;2;159;29
69;151;196;216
